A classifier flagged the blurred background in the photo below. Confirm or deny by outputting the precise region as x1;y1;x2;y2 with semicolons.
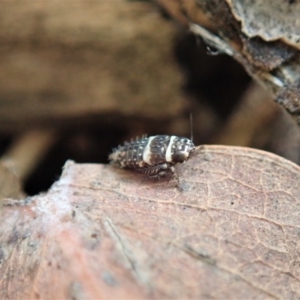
0;0;299;198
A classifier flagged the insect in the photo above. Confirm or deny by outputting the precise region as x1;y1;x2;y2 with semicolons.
109;134;195;182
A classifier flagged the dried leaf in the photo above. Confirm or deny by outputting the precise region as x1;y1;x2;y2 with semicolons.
227;0;300;49
1;146;300;299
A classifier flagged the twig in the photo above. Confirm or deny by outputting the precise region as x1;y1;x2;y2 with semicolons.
0;129;56;182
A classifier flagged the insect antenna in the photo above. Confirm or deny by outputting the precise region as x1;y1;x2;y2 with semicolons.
190;112;193;142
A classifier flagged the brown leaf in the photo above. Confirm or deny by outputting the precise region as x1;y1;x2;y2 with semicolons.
1;145;300;299
227;0;300;49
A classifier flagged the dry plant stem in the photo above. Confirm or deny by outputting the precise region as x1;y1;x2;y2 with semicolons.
0;162;24;201
189;23;284;89
0;130;56;182
189;23;234;56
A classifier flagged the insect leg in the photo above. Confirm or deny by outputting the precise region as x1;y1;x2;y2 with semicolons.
137;163;170;178
169;165;182;190
137;163;182;190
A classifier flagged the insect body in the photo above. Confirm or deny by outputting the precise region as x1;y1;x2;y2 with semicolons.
109;135;195;180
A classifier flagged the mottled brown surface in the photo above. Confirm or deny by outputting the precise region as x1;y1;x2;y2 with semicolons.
276;80;300;116
1;145;300;299
227;0;300;48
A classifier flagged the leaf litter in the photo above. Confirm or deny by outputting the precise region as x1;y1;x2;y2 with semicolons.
1;145;300;299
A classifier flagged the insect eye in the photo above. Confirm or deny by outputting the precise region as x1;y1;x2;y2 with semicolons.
172;152;186;163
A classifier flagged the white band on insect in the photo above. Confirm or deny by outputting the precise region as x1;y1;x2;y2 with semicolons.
142;136;156;165
166;136;176;162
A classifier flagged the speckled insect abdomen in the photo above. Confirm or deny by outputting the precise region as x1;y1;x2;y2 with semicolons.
109;135;195;180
